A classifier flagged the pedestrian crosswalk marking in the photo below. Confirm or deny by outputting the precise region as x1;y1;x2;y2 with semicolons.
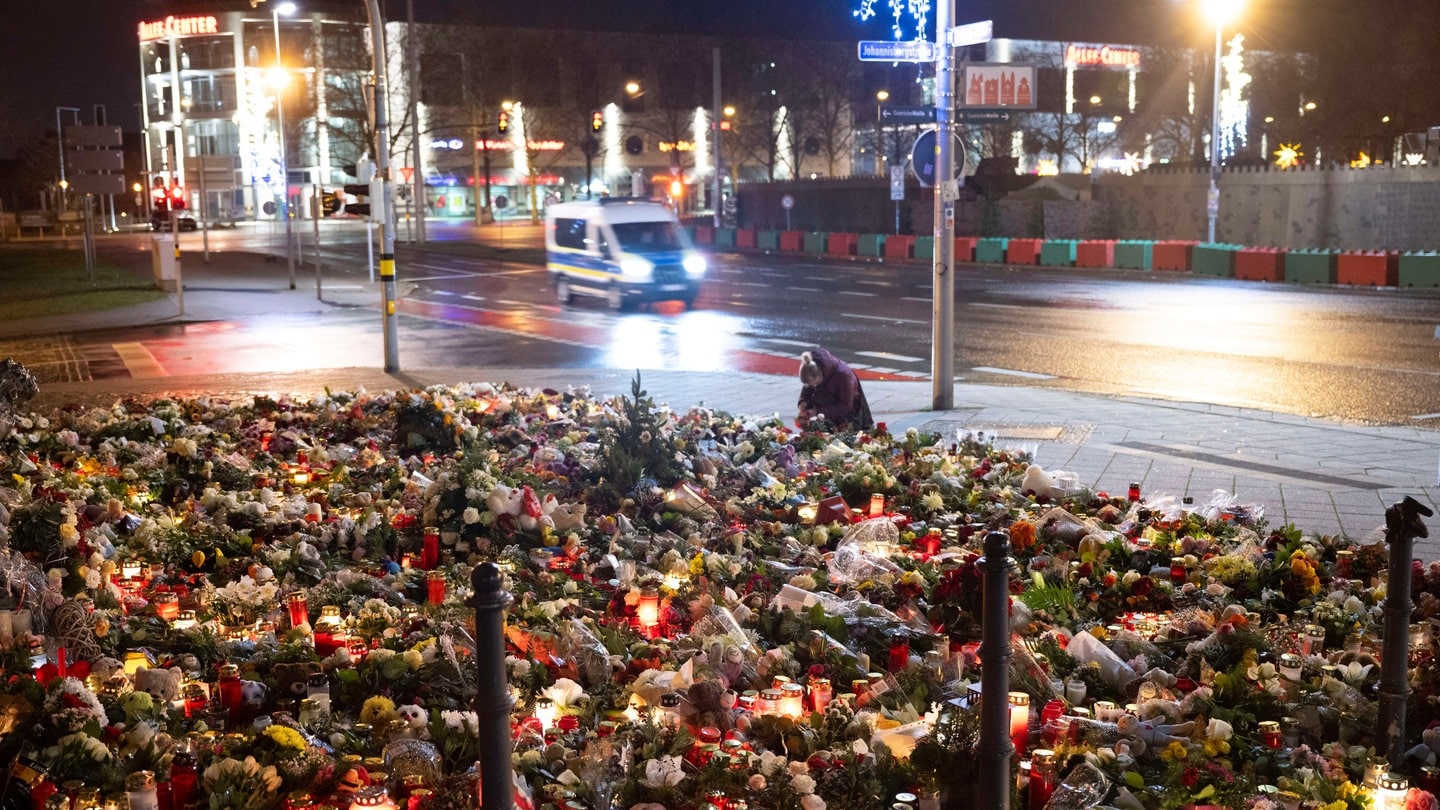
113;342;167;378
857;351;924;363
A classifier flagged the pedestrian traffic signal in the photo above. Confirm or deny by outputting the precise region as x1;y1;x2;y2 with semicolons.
591;110;603;132
497;110;510;134
322;191;343;216
342;183;371;217
152;185;169;213
169;183;187;210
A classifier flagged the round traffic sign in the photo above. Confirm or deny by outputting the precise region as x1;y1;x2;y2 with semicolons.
494;195;509;209
909;129;966;188
781;194;794;210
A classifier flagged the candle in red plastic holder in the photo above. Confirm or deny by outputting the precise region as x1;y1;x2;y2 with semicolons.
168;744;198;810
286;592;308;629
1008;692;1030;757
869;493;886;517
152;592;179;622
1258;721;1282;749
1028;750;1058;810
918;528;942;557
216;664;242;720
1170;557;1187;584
1127;482;1141;503
888;638;910;672
420;528;440;570
426;570;446;605
808;678;832;713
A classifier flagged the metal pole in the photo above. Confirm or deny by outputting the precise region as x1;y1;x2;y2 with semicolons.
931;0;956;411
977;530;1013;810
199;134;211;263
407;0;425;242
275;7;296;289
1378;496;1432;767
364;0;400;373
314;181;323;299
471;562;514;810
712;47;722;228
1206;21;1222;244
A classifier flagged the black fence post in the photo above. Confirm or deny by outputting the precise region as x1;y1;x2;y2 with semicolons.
472;562;514;810
977;530;1014;810
1377;496;1431;768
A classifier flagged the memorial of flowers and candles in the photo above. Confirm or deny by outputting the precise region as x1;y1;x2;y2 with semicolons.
0;375;1438;810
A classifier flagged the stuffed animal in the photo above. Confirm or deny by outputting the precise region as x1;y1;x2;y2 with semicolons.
133;665;184;703
517;486;557;532
395;703;429;738
272;662;323;703
686;680;734;732
551;502;587;531
90;656;125;684
485;485;524;518
239;679;268;713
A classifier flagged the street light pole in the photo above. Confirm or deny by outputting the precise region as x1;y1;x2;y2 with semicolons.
932;0;956;411
362;0;400;372
1206;17;1222;243
272;2;297;289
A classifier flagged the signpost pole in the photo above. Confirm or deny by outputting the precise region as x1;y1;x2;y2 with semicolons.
931;0;956;411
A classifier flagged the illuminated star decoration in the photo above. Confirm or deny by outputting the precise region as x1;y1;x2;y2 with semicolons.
1036;159;1058;176
1405;152;1425;166
1273;143;1302;169
1121;152;1144;176
1349;151;1371;169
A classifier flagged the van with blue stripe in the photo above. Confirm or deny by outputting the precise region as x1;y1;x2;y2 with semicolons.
545;198;707;310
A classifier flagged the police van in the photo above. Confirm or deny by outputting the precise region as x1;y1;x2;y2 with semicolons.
545;198;706;310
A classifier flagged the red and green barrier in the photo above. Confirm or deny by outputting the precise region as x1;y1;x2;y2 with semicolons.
1336;251;1398;286
1007;238;1042;265
1040;239;1077;267
1234;247;1285;282
1113;241;1152;270
1284;249;1337;284
1075;240;1114;269
1399;252;1440;287
975;237;1008;263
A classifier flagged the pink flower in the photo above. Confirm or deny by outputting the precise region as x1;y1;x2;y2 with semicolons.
1406;788;1440;810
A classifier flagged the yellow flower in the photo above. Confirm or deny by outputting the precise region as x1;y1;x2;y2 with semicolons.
263;724;306;751
1160;741;1188;762
1202;738;1230;757
1319;801;1347;810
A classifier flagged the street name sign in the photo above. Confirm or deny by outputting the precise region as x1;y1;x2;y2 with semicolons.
858;40;937;62
879;105;936;125
948;20;993;47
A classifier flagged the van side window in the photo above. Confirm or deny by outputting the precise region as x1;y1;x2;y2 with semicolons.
554;218;587;250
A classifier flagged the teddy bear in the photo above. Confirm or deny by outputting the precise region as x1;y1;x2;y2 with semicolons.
133;665;184;704
90;656;125;684
485;485;524;519
271;662;323;707
517;486;557;533
686;680;734;732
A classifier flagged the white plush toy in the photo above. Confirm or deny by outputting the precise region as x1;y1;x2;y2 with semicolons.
395;703;429;738
485;485;524;517
551;502;587;530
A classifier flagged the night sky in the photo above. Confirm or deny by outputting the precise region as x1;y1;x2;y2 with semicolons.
1;0;1315;159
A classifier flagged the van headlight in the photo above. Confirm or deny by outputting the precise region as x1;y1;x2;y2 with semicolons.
619;256;653;279
683;253;707;278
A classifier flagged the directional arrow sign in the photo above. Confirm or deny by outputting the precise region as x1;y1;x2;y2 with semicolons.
958;110;1014;124
857;40;938;62
879;105;936;125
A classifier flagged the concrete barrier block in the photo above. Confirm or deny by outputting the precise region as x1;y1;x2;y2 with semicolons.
1075;240;1114;269
1399;251;1440;287
975;237;1008;263
1336;251;1398;286
1113;241;1153;270
1234;248;1285;282
1007;238;1042;264
1284;250;1337;284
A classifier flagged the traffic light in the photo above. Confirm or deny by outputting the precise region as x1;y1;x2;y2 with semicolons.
151;185;169;213
322;191;343;216
591;110;603;132
169;183;187;210
342;183;370;217
497;110;510;134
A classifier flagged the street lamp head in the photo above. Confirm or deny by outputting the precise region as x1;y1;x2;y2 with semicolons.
876;89;890;101
501;100;514;111
1089;95;1102;106
1304;101;1316;111
625;81;641;95
723;105;735;117
1203;0;1242;25
275;1;297;15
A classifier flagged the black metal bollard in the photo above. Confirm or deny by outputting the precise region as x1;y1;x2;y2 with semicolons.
472;562;515;810
1377;496;1431;768
977;530;1014;810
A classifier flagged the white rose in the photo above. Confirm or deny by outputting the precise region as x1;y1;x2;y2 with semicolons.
790;774;817;795
462;507;481;525
747;775;767;791
800;795;827;810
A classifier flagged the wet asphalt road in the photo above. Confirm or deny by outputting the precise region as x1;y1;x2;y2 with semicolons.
12;222;1440;428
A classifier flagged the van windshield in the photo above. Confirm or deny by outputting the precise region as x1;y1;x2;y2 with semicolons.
611;221;684;254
